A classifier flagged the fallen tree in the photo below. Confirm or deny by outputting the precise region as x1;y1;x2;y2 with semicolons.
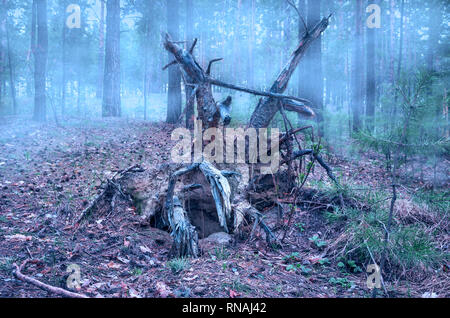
76;16;337;258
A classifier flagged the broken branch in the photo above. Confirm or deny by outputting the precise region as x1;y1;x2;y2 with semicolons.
13;260;89;298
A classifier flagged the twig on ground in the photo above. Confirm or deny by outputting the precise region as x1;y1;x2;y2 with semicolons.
13;259;89;298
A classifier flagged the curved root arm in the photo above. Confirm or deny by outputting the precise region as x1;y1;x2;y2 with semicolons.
165;161;233;257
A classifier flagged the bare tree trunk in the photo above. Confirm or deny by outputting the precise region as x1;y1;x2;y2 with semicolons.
6;16;17;115
60;0;67;116
33;0;48;122
296;0;306;98
166;0;182;124
304;0;324;135
366;0;376;133
233;0;242;82
0;0;6;112
102;0;121;117
351;0;363;132
96;0;105;99
248;16;329;129
185;0;194;129
246;0;255;87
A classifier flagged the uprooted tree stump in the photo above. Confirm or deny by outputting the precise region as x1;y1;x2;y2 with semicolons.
75;15;338;259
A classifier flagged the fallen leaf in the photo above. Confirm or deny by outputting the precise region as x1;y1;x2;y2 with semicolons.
156;281;172;298
229;289;239;298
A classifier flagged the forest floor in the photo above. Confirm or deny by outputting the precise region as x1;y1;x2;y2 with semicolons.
0;117;448;298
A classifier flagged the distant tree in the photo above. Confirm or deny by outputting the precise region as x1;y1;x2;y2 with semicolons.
166;0;181;124
304;0;324;135
185;0;194;129
60;0;67;116
0;0;6;111
296;0;306;97
102;0;121;117
33;0;48;122
351;0;363;132
142;1;151;121
366;0;377;132
97;0;105;99
6;10;17;115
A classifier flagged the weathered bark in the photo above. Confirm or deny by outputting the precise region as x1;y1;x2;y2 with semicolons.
33;0;48;122
102;0;121;117
248;16;330;129
163;34;222;129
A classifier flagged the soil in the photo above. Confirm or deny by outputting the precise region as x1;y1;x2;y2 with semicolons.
0;117;447;298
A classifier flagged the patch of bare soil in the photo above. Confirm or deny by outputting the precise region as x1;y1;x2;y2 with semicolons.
0;118;447;298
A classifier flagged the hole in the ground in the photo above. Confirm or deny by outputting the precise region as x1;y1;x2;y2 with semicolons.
185;196;222;239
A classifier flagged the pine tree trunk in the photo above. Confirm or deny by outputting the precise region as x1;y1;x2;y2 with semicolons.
96;0;105;99
166;0;182;124
0;0;6;112
305;0;324;136
6;16;17;115
33;0;48;122
102;0;121;117
60;0;67;116
351;0;363;132
366;0;376;133
185;0;194;129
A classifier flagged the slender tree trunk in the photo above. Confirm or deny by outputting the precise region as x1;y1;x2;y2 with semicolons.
233;0;242;82
247;0;255;87
97;0;105;98
351;0;363;132
33;0;48;122
0;0;6;111
143;7;150;121
6;17;17;115
27;1;37;99
366;0;376;133
102;0;121;117
185;0;194;128
166;0;181;124
297;0;306;98
304;0;324;136
392;0;405;125
60;0;67;116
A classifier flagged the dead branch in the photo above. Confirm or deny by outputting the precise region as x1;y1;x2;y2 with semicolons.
286;0;307;33
162;59;177;71
189;38;197;54
75;165;143;226
279;126;313;144
282;99;315;117
249;16;331;128
13;260;89;298
206;58;223;75
208;78;312;106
